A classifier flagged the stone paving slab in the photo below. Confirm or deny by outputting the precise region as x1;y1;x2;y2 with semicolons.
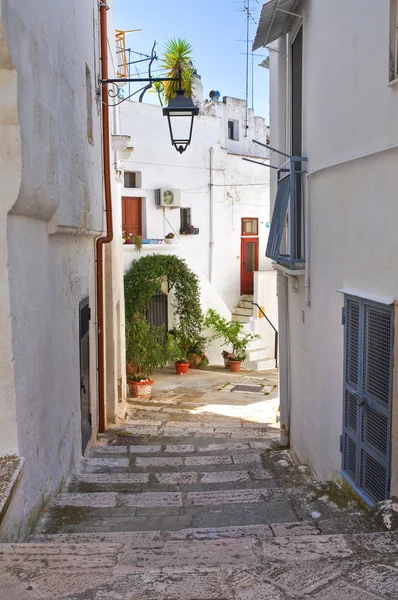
2;532;398;599
26;368;395;598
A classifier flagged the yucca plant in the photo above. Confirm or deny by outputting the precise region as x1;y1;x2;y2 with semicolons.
161;38;195;103
149;81;164;107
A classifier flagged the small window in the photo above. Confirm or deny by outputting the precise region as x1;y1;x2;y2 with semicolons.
241;218;258;236
390;0;398;81
227;120;240;141
124;171;141;188
180;207;191;233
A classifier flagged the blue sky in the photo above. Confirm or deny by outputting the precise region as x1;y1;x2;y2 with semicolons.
114;0;270;122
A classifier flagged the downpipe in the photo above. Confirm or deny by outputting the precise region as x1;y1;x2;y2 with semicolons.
304;173;311;306
278;271;290;446
97;1;113;433
209;147;214;283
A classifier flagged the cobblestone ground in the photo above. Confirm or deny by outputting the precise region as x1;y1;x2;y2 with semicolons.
1;367;398;599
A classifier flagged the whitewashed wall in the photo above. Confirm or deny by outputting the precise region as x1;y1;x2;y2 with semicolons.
0;0;107;540
119;98;271;313
269;0;398;482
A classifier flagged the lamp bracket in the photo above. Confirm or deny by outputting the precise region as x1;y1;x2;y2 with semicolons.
100;41;181;107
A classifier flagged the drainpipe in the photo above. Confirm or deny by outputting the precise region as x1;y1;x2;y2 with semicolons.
209;147;214;283
278;271;290;447
97;1;113;433
304;173;311;306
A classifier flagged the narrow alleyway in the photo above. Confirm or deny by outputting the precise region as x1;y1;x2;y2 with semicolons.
1;368;398;599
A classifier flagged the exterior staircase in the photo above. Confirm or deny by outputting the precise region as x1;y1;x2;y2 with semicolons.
232;295;276;370
0;368;395;599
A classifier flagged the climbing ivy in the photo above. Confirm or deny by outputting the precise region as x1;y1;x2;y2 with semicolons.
124;254;203;339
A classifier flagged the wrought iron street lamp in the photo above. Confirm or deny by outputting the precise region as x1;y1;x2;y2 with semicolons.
163;89;199;154
101;43;199;154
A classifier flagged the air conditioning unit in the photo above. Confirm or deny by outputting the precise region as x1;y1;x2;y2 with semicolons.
155;188;181;209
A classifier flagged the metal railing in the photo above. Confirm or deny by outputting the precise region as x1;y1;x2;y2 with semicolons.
251;302;278;368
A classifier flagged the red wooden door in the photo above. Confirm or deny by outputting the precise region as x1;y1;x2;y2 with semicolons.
122;197;142;237
240;237;259;295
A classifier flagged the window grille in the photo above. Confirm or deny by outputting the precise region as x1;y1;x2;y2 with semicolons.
180;208;191;233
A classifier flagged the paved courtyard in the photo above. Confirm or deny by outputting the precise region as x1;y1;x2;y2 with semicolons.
1;367;398;599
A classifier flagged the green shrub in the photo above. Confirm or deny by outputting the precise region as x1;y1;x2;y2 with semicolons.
204;308;260;362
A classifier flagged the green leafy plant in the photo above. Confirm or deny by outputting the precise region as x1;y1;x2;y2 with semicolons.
161;38;196;103
124;254;203;340
126;314;177;379
204;308;260;363
133;234;143;252
197;354;209;369
150;81;164;107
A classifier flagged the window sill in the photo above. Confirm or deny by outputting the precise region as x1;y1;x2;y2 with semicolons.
388;77;398;88
272;262;305;277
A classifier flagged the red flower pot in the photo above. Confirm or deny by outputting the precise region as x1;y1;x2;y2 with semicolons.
128;379;154;399
229;360;242;373
175;362;189;375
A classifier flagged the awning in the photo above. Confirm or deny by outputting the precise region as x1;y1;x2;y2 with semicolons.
253;0;303;50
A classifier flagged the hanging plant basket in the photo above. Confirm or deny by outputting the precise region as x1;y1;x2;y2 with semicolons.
128;379;155;399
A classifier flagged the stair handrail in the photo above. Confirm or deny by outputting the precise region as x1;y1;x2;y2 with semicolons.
250;302;278;368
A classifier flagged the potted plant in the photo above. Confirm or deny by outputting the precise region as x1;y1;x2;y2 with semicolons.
165;232;175;244
126;314;174;398
169;329;191;375
205;308;260;373
187;336;207;368
175;358;190;375
133;234;143;252
222;350;232;369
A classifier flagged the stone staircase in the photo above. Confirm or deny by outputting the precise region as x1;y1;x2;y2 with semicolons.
232;295;275;370
0;368;395;599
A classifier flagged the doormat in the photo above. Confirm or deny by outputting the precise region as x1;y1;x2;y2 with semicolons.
231;384;263;393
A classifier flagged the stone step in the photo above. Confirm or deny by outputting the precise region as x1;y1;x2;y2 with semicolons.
52;485;299;509
78;451;269;474
3;532;398;599
247;347;270;361
108;423;279;439
89;439;277;457
240;294;254;301
244;357;276;371
232;307;253;317
237;300;253;310
232;314;251;323
70;468;275;493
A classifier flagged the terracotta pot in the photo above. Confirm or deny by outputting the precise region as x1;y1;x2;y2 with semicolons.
223;357;230;369
128;379;154;399
175;362;189;375
229;360;242;373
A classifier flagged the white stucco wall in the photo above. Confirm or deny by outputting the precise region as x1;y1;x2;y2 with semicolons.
118;98;271;313
268;0;398;482
0;0;109;539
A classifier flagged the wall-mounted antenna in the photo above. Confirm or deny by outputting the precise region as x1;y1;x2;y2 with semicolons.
237;0;258;134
